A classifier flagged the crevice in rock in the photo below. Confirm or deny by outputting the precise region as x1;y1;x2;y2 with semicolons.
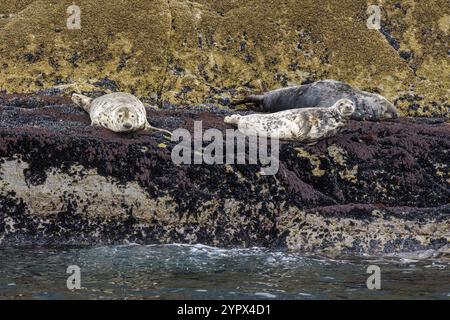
156;0;175;107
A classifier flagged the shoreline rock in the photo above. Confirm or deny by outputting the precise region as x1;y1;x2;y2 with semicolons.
0;92;449;253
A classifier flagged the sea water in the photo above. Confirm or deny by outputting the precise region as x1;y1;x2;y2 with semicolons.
0;244;448;299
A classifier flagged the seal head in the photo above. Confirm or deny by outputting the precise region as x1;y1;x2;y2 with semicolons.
111;105;141;132
354;91;399;121
333;98;356;119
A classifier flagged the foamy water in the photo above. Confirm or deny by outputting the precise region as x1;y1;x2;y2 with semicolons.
0;244;448;299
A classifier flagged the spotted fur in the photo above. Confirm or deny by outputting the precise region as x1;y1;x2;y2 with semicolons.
225;99;356;142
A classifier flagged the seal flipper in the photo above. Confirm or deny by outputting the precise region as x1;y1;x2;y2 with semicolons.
72;93;93;113
91;119;101;127
231;95;264;110
144;121;173;139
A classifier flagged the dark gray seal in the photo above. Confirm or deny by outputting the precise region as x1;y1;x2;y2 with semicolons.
232;80;400;121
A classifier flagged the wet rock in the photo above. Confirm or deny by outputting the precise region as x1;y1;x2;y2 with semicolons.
0;93;449;253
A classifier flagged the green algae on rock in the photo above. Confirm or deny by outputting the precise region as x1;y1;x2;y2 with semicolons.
0;0;448;116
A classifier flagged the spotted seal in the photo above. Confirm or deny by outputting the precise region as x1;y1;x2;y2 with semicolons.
72;92;172;135
224;99;356;142
232;80;399;121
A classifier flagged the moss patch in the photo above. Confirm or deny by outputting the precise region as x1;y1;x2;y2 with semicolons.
0;0;448;116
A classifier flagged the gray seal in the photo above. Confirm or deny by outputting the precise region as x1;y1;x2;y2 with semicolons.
224;99;356;142
72;92;172;136
232;80;400;121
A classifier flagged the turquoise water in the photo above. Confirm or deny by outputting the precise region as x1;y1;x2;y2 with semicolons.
0;244;449;300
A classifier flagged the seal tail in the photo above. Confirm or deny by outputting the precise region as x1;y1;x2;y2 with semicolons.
224;115;241;125
144;122;173;139
231;95;264;107
71;93;93;113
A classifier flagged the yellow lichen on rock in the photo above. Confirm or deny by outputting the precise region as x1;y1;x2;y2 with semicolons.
339;165;359;183
327;145;347;166
294;147;325;177
0;0;448;116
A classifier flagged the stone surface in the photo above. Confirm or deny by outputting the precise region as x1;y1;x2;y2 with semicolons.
0;0;449;116
0;93;449;253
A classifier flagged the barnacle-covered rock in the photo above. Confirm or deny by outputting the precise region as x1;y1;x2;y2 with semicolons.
0;93;448;253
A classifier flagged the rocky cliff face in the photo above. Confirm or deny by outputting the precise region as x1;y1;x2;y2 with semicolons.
0;0;448;253
0;93;448;253
0;0;449;117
